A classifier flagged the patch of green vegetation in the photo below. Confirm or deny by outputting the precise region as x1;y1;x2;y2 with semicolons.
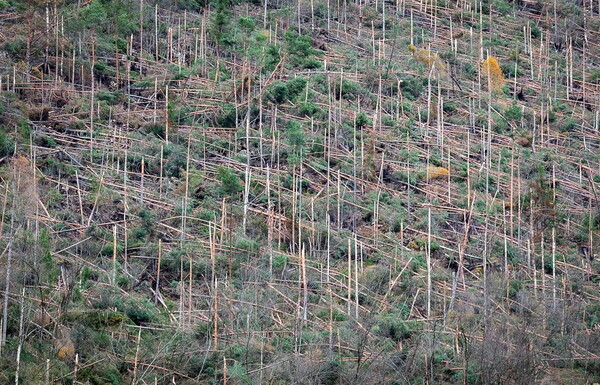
217;166;242;196
284;31;322;69
264;77;307;105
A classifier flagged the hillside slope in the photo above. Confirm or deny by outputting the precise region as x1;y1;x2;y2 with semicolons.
0;0;600;383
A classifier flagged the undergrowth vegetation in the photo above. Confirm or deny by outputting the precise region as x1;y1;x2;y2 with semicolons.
0;0;599;383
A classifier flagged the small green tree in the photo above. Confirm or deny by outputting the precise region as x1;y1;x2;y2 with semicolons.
284;32;321;69
217;167;242;196
286;120;305;149
264;77;307;105
210;0;235;50
286;121;306;165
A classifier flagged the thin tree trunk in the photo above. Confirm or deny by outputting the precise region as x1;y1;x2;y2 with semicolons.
427;207;432;319
155;239;162;303
0;222;14;351
132;328;142;385
14;288;25;385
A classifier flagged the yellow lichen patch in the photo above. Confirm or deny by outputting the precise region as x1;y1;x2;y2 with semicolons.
514;134;532;147
426;166;450;180
481;56;505;93
56;338;75;361
408;44;447;76
407;239;427;251
33;309;53;328
491;198;513;210
257;29;270;40
407;240;420;251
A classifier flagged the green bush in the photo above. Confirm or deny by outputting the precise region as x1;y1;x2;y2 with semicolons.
163;145;187;178
297;100;321;117
123;299;156;324
0;130;15;157
355;111;371;129
272;254;288;269
400;76;424;100
78;362;122;385
264;77;306;105
376;312;420;342
284;32;322;69
494;0;512;14
76;0;137;36
93;61;113;78
562;118;578;132
262;44;281;73
216;103;237;127
68;309;128;329
143;122;166;139
96;90;121;105
237;16;255;32
210;0;236;48
286;120;305;149
1;38;26;58
504;103;522;121
217;166;242;196
334;79;363;100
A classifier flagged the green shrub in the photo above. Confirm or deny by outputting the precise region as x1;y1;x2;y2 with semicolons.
143;122;165;139
69;309;128;329
319;359;344;385
237;16;255;32
210;0;236;48
78;362;122;385
93;61;113;77
216;166;242;196
334;79;363;100
362;265;390;294
228;362;252;384
443;101;458;113
504;103;522;121
530;23;541;38
588;302;600;328
1;38;26;58
216;103;237;127
376;312;420;342
400;76;424;100
262;44;281;73
562;118;578;132
234;237;259;263
494;0;512;14
96;90;121;105
297;100;321;117
264;77;306;105
286;120;305;149
508;279;523;299
355;111;371;129
68;0;138;38
123;299;156;324
163;145;187;178
0;130;14;157
284;32;322;69
272;254;288;269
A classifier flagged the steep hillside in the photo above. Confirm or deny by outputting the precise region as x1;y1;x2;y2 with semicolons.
0;0;599;383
